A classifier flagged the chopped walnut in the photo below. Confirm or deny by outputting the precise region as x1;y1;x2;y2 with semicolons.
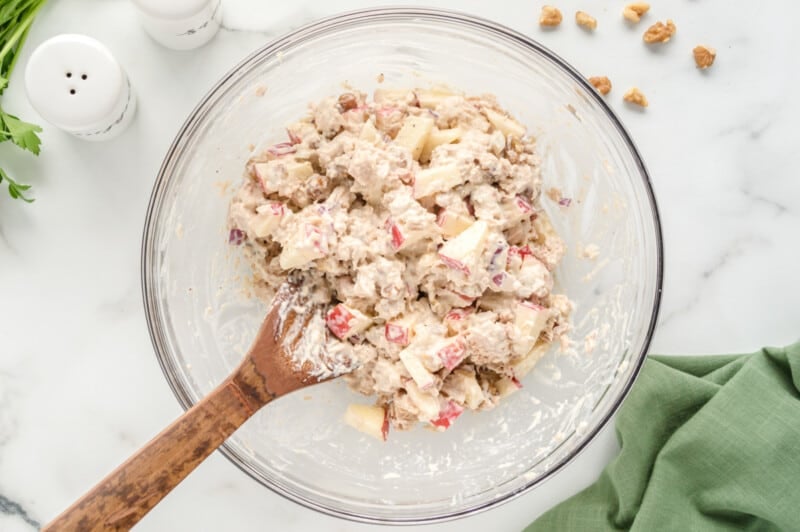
337;92;358;111
376;72;385;83
546;187;563;201
539;6;563;27
575;11;597;30
588;76;612;96
643;20;676;44
693;45;716;69
622;2;650;23
623;87;648;107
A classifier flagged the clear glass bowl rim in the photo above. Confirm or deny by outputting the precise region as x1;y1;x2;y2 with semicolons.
141;6;664;525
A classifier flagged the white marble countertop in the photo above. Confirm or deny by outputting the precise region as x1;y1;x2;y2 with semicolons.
1;0;797;530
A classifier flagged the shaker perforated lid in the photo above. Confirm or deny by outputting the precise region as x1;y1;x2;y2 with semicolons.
25;34;127;132
131;0;210;20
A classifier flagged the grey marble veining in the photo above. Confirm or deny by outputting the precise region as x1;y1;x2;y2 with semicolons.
0;0;798;530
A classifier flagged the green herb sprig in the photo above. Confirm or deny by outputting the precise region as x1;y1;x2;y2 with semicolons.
0;0;47;203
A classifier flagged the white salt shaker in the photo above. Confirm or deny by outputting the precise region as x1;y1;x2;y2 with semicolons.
131;0;222;51
24;34;136;141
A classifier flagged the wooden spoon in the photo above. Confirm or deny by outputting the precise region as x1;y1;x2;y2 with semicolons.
43;282;347;531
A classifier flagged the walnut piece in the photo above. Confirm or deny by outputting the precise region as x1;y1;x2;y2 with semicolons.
575;11;597;30
539;6;563;27
623;2;650;23
338;92;358;111
623;87;648;107
588;76;612;96
546;187;562;202
643;20;676;43
693;45;716;69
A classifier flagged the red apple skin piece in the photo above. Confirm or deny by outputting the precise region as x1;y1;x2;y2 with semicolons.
454;291;475;303
430;400;464;429
515;195;533;213
441;289;475;308
445;307;474;322
384;217;409;250
439;254;470;275
507;245;534;267
305;225;329;254
389;225;404;249
326;304;355;339
376;106;403;133
287;129;302;145
519;300;545;311
385;323;410;346
437;338;467;370
381;409;390;440
266;142;296;157
228;228;245;245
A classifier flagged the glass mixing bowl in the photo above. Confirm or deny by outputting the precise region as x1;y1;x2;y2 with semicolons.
141;7;663;524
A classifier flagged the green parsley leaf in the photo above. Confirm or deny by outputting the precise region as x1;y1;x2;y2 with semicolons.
0;166;34;203
0;108;42;154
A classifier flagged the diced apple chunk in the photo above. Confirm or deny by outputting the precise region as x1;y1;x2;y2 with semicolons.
444;307;474;333
430;399;464;430
414;164;463;199
420;127;462;162
400;349;437;390
416;88;457;109
511;342;550;379
444;368;485;410
278;245;323;269
278;224;329;269
385;314;417;346
495;376;522;399
432;336;467;371
325;303;372;340
439;289;476;308
438;220;489;276
502;194;534;225
436;208;474;238
394;115;435;161
249;202;285;238
385;217;427;251
385;323;410;346
462;377;485;410
484;108;526;138
404;380;441;421
359;120;380;142
254;160;314;194
512;301;550;356
344;404;388;441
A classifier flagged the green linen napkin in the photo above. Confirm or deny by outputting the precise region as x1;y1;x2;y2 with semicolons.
525;342;800;532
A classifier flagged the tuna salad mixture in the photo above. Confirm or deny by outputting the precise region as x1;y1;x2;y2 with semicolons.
228;87;572;440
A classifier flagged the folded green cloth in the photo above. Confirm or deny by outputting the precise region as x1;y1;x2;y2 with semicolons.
525;342;800;532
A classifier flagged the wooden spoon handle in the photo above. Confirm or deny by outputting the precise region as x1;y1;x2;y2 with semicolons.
42;378;265;531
